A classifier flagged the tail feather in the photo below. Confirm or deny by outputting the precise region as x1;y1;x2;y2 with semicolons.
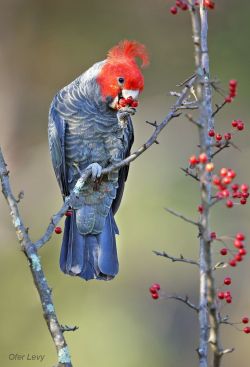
60;210;119;280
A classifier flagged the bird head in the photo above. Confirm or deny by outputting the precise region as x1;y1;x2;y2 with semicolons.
97;40;149;109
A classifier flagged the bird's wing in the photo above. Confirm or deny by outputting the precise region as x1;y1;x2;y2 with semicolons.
48;106;68;197
112;117;134;215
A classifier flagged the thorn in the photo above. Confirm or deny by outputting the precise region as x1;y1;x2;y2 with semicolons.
154;140;160;145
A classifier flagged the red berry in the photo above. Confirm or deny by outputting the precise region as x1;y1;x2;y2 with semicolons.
213;176;221;186
236;233;245;241
217;292;225;300
232;120;238;128
204;0;215;9
222;189;230;198
205;162;214;172
151;292;159;300
224;291;231;298
229;80;237;88
229;259;237;267
55;226;62;234
220;248;228;256
170;6;178;14
208;129;215;137
181;3;188;10
224;133;232;141
189;155;198;166
224;277;231;285
220;168;228;177
234;239;244;249
126;96;134;105
241;184;249;193
151;283;160;291
199;153;208;164
226;200;234;208
65;210;72;217
237;121;244;131
149;286;158;294
242;317;249;324
210;232;217;240
231;184;239;191
222;177;232;185
227;169;236;179
198;205;204;214
239;248;247;256
176;0;183;7
240;198;247;205
131;100;139;108
225;296;232;304
235;254;243;262
243;327;250;334
216;134;222;141
242;192;249;199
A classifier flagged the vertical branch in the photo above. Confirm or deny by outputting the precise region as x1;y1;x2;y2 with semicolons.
193;2;223;367
0;148;72;367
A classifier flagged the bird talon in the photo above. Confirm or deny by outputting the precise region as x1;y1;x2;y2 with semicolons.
86;163;102;180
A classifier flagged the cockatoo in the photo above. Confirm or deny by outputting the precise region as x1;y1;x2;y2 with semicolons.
48;40;149;280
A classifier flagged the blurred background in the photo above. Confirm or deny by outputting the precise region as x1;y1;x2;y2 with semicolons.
0;0;250;366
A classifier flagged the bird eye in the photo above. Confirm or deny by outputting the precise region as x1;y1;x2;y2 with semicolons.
118;77;125;85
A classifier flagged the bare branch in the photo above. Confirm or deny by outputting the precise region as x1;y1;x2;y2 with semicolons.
164;207;199;226
0;148;73;367
153;250;199;266
164;293;199;312
181;167;200;182
211;100;227;118
185;113;202;128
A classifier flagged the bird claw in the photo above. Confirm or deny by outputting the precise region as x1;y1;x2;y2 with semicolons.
117;106;136;119
86;163;102;180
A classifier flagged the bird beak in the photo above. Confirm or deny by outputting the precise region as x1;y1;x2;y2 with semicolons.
121;89;140;100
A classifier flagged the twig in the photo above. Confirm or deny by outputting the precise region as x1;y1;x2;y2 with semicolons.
61;325;79;333
211;142;230;158
181;167;200;182
185;113;202;128
164;293;199;312
153;250;199;266
164;207;199;226
211;100;227;118
0;148;73;367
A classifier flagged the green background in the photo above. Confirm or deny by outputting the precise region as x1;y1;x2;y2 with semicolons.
0;0;250;366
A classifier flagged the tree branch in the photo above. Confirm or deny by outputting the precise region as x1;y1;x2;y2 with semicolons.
164;293;199;312
164;207;199;226
153;250;199;266
0;148;73;367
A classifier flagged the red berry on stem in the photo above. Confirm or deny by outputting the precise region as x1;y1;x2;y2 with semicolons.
235;254;243;262
220;248;228;256
181;3;188;10
176;0;183;7
216;134;222;141
243;327;250;334
232;120;238;128
198;205;204;214
217;292;225;300
237;121;244;131
210;232;217;240
170;6;178;14
55;226;62;234
236;233;245;241
189;155;198;165
224;277;231;285
240;198;247;205
151;283;160;291
242;317;249;324
65;210;72;217
234;239;244;249
224;133;232;141
241;184;249;193
239;248;247;256
232;183;239;191
229;80;237;88
226;200;234;208
199;153;208;164
151;292;159;300
229;259;237;267
226;296;232;304
204;0;215;9
205;162;214;172
208;129;215;137
131;100;139;108
220;168;228;177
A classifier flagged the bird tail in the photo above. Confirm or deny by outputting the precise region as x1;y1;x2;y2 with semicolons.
60;210;119;280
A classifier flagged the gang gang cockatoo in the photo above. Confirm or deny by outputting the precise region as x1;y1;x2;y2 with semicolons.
48;40;149;280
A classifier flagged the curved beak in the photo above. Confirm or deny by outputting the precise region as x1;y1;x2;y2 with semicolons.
122;89;140;100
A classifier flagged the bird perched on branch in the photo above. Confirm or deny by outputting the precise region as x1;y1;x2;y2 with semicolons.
48;40;149;280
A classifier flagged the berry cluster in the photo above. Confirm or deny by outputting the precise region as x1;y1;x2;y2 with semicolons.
149;283;161;300
117;96;139;109
217;232;248;267
212;169;249;208
170;1;189;15
225;80;238;103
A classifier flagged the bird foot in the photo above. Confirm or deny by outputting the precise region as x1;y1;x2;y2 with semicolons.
117;106;136;128
86;163;102;180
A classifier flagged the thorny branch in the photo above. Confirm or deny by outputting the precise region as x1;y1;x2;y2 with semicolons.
164;293;199;312
153;250;199;267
